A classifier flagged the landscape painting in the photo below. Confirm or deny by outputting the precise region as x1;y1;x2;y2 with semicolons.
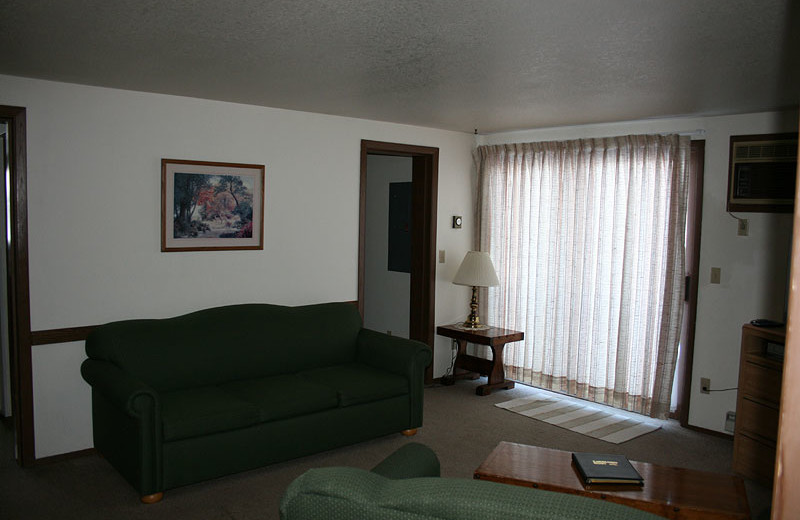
161;159;265;252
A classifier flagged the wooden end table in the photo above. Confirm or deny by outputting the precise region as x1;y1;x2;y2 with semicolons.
436;324;523;396
474;442;750;520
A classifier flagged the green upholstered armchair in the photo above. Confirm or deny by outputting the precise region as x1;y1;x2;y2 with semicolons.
280;443;664;520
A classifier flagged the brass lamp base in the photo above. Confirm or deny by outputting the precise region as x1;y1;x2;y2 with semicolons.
461;285;489;329
460;321;489;330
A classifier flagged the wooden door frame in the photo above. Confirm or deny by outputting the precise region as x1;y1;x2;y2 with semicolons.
1;105;34;466
359;140;438;383
677;140;705;426
772;117;800;519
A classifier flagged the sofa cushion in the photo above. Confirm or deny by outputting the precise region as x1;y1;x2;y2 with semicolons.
299;363;409;407
220;374;339;422
160;386;261;441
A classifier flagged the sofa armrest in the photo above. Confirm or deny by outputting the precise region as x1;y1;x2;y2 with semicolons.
356;329;432;377
81;359;160;417
81;358;164;497
371;443;440;479
357;329;431;429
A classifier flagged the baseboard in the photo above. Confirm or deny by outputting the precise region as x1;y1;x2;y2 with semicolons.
428;377;455;387
34;447;96;465
684;423;734;440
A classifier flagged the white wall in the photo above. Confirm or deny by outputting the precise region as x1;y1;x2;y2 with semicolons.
0;74;475;457
479;110;799;433
31;342;92;456
9;73;783;456
363;155;412;338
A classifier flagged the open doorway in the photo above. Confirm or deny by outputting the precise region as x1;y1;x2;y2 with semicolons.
358;141;438;383
362;155;413;338
0;105;34;466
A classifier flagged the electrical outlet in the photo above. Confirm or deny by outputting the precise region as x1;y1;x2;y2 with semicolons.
725;411;736;433
701;377;711;394
737;218;749;236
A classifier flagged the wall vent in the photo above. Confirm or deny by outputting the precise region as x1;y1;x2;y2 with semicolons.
734;141;797;161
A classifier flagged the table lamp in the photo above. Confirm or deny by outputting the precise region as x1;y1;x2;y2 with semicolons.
453;251;500;329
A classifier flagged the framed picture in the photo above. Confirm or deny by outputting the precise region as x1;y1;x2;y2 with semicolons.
161;159;265;252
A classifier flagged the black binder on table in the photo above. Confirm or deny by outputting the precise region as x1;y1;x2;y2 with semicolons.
571;452;644;485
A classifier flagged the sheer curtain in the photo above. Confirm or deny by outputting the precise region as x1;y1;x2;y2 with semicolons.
476;135;690;418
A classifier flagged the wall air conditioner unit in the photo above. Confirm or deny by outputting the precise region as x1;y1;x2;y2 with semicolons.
727;132;798;213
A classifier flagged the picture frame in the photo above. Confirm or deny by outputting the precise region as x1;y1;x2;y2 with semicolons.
161;158;265;252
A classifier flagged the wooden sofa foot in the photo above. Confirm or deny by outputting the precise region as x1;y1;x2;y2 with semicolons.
401;428;418;436
141;492;163;504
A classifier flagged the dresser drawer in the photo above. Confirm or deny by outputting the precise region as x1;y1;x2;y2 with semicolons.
741;361;782;404
733;433;776;483
738;397;779;442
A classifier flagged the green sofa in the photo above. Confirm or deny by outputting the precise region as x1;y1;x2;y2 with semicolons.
280;443;663;520
80;302;431;503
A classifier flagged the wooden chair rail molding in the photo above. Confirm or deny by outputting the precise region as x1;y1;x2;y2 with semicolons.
30;326;96;346
29;302;361;347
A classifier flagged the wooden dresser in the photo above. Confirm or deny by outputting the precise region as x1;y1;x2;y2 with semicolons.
733;323;786;485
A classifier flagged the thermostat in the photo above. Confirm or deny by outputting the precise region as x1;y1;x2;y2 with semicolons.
452;216;462;229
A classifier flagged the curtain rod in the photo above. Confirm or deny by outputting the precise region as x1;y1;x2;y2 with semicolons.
676;129;706;137
476;129;709;147
479;129;707;139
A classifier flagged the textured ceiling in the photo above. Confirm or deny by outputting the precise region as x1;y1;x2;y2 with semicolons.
1;0;798;133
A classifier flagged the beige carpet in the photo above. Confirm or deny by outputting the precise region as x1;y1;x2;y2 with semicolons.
496;388;661;444
1;379;770;520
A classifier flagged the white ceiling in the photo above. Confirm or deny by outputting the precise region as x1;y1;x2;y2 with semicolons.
1;0;798;133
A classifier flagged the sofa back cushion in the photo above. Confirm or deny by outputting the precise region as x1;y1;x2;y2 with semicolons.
86;302;362;391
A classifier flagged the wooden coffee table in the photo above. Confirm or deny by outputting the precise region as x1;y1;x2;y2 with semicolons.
474;442;750;520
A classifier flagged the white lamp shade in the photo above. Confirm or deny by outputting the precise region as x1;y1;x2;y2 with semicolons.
453;251;500;287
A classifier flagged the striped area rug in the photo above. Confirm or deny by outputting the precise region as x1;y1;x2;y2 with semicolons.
496;390;661;444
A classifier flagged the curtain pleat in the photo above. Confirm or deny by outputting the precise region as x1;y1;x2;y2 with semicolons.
475;135;690;418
